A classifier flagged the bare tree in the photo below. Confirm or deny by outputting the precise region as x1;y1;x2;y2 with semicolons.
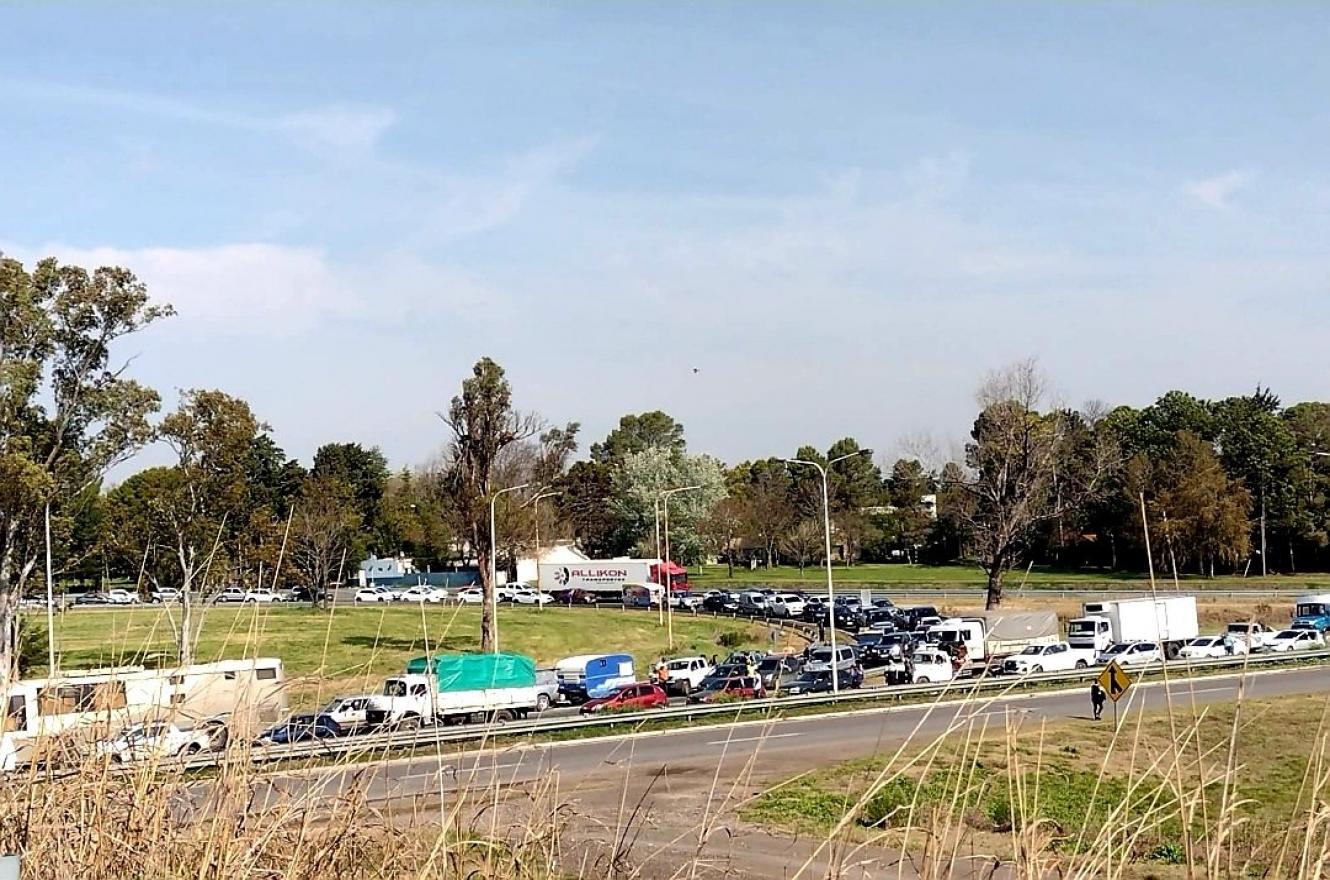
291;475;359;607
780;519;822;575
954;360;1112;608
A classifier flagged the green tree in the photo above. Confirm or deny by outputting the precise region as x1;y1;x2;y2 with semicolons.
443;358;540;651
1213;389;1299;575
0;255;170;681
1149;431;1252;576
700;495;745;578
158;389;267;663
312;442;388;548
589;411;685;464
886;458;932;563
612;447;726;564
555;461;629;558
733;458;794;567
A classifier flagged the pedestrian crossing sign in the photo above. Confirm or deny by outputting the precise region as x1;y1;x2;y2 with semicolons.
1098;661;1132;702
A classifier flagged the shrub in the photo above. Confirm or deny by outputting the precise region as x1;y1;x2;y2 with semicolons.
717;630;745;648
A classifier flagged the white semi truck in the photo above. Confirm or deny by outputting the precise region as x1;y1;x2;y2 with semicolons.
1067;596;1199;658
364;653;539;729
538;559;660;599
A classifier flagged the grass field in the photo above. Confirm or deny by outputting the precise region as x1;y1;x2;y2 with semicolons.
745;691;1330;874
694;561;1330;589
38;604;780;708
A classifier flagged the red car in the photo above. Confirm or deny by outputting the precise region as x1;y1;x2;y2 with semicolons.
579;683;669;715
687;676;765;704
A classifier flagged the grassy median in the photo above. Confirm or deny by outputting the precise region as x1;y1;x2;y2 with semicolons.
744;691;1330;874
40;604;789;707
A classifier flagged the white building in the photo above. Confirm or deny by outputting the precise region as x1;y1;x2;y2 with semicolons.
515;542;590;585
358;554;417;586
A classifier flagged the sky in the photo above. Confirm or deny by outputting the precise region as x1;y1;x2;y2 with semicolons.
3;3;1329;475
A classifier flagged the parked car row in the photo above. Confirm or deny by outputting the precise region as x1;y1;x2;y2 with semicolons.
353;583;555;605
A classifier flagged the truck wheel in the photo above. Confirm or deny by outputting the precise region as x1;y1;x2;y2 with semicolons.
180;742;202;757
917;676;930;684
1032;665;1043;673
492;709;514;724
1075;660;1087;669
536;693;551;712
397;714;422;732
1165;643;1181;661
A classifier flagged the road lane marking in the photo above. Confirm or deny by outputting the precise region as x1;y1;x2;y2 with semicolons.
706;732;803;746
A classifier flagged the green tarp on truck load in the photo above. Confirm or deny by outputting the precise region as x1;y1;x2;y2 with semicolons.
405;653;536;690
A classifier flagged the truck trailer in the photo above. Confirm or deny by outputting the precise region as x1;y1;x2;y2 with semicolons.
929;610;1061;675
365;653;539;729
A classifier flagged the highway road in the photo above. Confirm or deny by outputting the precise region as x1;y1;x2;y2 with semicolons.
246;663;1330;812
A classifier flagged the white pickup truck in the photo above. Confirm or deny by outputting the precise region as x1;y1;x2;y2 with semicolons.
662;656;713;695
1225;622;1276;653
1001;641;1098;675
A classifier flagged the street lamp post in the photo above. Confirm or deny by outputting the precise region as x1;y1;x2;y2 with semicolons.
784;449;873;693
489;483;530;653
44;502;56;675
661;485;703;650
529;490;559;610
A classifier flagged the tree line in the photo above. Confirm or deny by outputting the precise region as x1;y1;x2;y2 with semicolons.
6;254;1330;676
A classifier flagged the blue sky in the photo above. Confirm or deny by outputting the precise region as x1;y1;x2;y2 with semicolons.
4;3;1329;473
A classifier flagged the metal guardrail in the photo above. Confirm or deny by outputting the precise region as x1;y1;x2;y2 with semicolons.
165;647;1330;773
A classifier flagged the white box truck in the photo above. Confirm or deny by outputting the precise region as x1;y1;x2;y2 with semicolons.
539;559;659;599
929;610;1061;676
1068;596;1199;658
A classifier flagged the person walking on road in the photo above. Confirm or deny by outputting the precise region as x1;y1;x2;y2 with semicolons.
1091;681;1106;720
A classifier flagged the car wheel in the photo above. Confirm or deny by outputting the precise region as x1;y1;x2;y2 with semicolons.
916;676;930;684
536;693;551;712
1032;665;1043;673
1074;660;1087;669
181;742;203;757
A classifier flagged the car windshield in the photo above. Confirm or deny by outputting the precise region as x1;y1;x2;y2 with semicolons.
1297;604;1329;617
1019;646;1042;656
855;634;881;645
757;658;780;672
809;649;832;663
796;671;828;684
1103;644;1128;655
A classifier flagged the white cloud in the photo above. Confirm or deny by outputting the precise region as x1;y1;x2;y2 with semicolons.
278;106;399;155
3;242;502;334
1185;169;1253;210
0;77;397;156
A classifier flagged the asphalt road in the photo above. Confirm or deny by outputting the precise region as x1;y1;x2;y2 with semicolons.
245;663;1330;813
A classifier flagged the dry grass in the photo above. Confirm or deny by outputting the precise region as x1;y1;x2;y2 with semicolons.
745;679;1330;878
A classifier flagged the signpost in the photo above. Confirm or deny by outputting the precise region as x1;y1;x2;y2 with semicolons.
1097;660;1133;727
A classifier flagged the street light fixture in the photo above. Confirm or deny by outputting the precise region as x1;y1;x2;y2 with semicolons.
783;448;874;693
489;483;530;653
661;485;703;649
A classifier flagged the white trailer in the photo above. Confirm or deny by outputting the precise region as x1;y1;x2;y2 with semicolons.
538;559;659;597
929;611;1060;675
1068;596;1199;658
0;658;287;770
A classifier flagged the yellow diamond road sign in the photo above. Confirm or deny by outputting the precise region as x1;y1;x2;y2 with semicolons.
1098;660;1133;703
